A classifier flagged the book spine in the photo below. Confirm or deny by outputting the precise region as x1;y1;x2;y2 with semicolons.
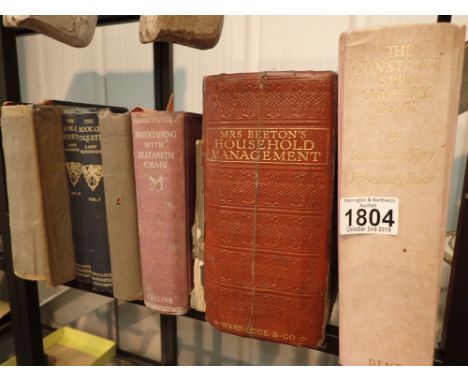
100;111;143;301
2;106;49;281
190;139;206;312
34;107;75;286
203;71;335;348
2;105;75;286
185;115;201;309
132;112;200;314
62;111;92;284
78;112;112;292
338;24;465;366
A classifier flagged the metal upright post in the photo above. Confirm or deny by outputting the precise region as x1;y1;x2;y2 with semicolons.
0;23;46;365
437;15;452;23
435;13;468;366
442;159;468;365
154;42;174;111
153;40;178;366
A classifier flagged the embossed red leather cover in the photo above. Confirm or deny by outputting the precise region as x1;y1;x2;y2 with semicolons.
203;71;336;347
131;110;202;314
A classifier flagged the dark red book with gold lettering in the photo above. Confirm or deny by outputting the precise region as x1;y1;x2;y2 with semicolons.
203;71;336;347
131;109;201;314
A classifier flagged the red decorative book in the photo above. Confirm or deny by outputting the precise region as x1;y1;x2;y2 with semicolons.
203;71;336;347
131;109;201;314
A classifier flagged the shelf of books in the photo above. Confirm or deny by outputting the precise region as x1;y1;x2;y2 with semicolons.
1;15;468;366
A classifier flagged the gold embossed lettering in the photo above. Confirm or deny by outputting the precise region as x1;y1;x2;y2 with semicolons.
207;128;327;165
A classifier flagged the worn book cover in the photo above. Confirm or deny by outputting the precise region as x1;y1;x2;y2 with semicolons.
338;23;465;365
203;71;336;347
131;109;202;314
1;104;75;286
61;107;112;292
190;139;206;312
99;110;143;301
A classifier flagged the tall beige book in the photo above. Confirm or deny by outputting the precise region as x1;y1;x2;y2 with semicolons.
338;23;465;366
99;110;143;301
1;105;75;286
